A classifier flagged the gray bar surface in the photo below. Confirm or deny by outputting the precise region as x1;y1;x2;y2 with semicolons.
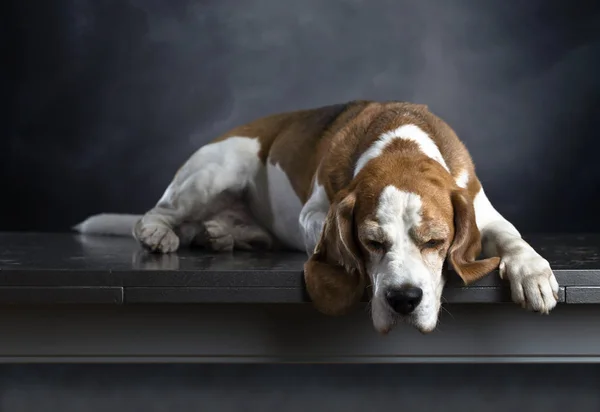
0;232;597;305
0;304;599;363
566;286;600;303
0;232;598;363
0;287;123;304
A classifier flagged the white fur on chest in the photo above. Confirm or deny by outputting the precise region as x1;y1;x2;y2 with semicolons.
247;161;305;250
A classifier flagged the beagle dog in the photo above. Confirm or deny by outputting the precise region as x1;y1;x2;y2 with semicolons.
75;100;559;334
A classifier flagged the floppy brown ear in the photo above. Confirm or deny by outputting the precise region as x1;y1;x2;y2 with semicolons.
448;190;500;284
304;191;367;316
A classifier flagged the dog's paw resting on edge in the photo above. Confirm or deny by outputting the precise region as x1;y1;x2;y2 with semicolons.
499;249;559;314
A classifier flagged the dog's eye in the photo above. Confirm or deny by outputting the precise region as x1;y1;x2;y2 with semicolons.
366;240;386;252
423;239;444;249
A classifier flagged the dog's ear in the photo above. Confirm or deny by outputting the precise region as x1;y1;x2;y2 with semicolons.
448;190;500;284
304;190;366;316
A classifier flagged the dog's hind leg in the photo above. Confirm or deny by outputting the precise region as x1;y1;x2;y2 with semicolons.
194;201;275;252
134;137;262;253
176;195;276;252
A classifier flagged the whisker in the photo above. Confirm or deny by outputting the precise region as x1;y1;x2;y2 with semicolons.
364;297;374;314
441;305;455;321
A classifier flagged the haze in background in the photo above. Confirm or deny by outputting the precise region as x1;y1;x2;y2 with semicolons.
4;0;600;231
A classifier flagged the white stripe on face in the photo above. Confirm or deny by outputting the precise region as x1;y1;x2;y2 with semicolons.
369;185;446;334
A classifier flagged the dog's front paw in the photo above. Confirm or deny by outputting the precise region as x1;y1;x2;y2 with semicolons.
500;250;559;314
136;223;180;253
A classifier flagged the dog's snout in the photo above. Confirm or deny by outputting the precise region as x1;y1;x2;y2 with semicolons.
386;286;423;315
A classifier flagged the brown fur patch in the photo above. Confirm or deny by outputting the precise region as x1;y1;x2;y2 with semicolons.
213;101;372;202
304;190;367;315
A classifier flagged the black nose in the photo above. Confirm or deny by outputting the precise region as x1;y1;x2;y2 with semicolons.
386;287;423;315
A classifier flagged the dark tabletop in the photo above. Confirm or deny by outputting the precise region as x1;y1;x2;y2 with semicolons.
0;233;598;305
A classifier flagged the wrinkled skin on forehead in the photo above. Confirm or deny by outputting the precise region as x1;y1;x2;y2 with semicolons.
304;153;500;333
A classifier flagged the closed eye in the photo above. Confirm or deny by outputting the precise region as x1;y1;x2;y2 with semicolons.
422;238;445;249
366;239;387;253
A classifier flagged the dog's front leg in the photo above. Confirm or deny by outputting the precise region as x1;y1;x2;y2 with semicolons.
472;187;560;313
299;183;330;256
300;210;326;256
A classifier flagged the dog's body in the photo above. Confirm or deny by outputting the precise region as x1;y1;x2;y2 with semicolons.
76;100;559;333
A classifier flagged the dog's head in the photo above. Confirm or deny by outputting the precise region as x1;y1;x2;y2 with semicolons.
304;156;500;334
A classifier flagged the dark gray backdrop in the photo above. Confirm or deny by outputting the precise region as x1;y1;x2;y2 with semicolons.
3;2;600;410
4;0;600;232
